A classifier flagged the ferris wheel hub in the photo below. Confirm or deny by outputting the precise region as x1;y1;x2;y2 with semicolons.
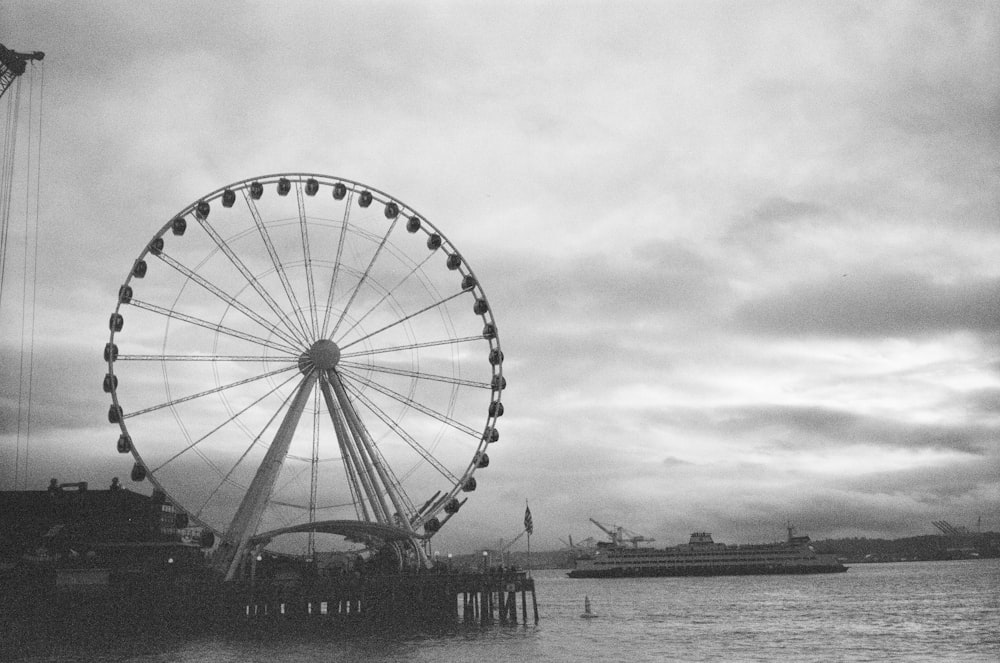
299;338;341;373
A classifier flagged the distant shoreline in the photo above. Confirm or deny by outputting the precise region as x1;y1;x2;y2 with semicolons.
448;531;1000;570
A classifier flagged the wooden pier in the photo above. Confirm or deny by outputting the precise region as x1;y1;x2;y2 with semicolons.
238;570;538;626
1;567;538;650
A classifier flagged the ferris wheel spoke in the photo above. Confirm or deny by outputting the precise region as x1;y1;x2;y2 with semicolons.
154;250;303;349
338;290;467;352
368;450;416;518
243;191;313;342
337;252;435;342
190;383;303;523
189;449;232;485
192;209;311;347
286;452;338;462
149;370;301;475
337;366;479;438
340;335;484;359
338;359;492;389
328;211;401;340
128;298;300;355
296;183;320;338
270;462;315;512
125;364;298;419
319;191;353;339
118;353;290;362
256;507;302;536
269;499;309;510
340;378;459;483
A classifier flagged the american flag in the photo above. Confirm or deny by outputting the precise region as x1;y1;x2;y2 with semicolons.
524;503;533;535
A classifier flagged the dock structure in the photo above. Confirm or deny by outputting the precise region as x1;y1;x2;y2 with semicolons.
1;487;540;643
2;568;538;648
238;570;538;627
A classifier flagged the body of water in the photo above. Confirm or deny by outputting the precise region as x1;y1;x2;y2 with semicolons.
12;559;999;662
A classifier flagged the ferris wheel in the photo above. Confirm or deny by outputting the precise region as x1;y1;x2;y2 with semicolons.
103;174;504;577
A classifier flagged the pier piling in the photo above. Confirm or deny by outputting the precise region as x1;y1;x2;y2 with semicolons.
236;569;536;627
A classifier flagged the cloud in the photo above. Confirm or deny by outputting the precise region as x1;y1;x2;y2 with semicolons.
715;403;997;455
750;197;827;225
3;1;999;552
733;272;1000;339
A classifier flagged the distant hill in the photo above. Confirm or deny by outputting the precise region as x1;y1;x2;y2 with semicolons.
810;532;1000;563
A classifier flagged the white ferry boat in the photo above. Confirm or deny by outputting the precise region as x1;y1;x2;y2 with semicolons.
568;526;847;578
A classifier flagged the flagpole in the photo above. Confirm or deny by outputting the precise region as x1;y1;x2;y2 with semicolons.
527;525;531;578
524;499;532;578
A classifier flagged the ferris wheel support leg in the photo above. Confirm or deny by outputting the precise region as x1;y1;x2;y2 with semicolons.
318;373;387;523
215;371;319;581
328;371;412;526
327;371;430;568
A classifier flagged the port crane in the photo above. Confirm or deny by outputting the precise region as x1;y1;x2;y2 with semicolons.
1;42;45;491
559;535;597;551
0;44;44;99
589;518;654;548
932;520;970;536
477;529;528;568
500;529;527;553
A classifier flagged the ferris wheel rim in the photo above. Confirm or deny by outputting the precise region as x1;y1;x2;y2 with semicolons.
103;173;505;547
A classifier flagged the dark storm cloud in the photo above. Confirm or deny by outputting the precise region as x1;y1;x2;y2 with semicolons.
733;271;1000;339
714;403;996;455
757;491;949;540
477;240;723;402
836;457;1000;501
484;239;720;334
721;195;836;251
806;466;999;537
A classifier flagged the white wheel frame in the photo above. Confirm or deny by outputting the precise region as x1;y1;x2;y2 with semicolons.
103;174;504;575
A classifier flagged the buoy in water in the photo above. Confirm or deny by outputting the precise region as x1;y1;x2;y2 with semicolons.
580;595;598;619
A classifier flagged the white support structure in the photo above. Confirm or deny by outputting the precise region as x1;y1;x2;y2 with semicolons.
319;374;383;521
328;371;414;529
214;371;318;580
211;337;429;579
323;370;429;568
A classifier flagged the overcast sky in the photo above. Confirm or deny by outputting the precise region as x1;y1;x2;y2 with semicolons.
1;1;997;554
